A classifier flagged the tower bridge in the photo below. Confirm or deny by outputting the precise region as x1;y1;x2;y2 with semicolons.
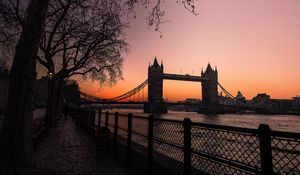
145;58;221;113
80;58;271;114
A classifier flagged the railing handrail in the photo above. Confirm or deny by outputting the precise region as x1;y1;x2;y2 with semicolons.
103;111;259;135
192;122;258;135
271;130;300;139
106;111;300;136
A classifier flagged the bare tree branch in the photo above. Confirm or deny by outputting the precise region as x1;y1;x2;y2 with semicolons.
124;0;198;34
34;0;127;86
0;0;199;83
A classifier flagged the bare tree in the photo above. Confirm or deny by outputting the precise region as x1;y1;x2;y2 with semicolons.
0;0;28;50
0;0;49;174
36;0;128;125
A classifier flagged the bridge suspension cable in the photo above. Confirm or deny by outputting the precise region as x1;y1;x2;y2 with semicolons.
218;82;236;99
217;82;246;106
218;82;281;111
106;79;148;102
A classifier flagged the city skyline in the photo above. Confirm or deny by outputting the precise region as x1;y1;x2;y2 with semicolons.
79;0;300;101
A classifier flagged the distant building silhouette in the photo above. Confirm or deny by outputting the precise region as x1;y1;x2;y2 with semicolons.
63;80;80;106
292;96;300;112
252;93;271;101
184;98;201;104
35;76;49;107
236;91;246;103
250;93;294;114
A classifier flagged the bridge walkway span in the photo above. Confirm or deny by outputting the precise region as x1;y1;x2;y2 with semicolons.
163;73;209;82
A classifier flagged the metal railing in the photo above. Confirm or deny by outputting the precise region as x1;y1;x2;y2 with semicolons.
71;108;300;175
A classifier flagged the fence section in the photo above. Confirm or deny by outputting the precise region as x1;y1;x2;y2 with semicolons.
153;118;184;174
71;108;300;175
271;131;300;174
191;123;260;175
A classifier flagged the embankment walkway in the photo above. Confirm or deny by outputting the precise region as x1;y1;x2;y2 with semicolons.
34;117;127;175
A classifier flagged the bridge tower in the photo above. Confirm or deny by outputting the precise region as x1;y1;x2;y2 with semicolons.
201;63;223;113
144;58;167;113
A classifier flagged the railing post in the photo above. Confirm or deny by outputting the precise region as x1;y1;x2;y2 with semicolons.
91;109;95;136
183;118;192;175
127;113;133;167
79;109;83;128
113;112;119;157
105;111;109;129
88;109;91;134
82;110;85;128
89;109;92;131
98;108;102;128
148;115;154;175
258;124;273;175
86;109;90;131
75;109;80;128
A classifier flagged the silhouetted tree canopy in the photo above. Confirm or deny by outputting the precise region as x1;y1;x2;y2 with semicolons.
0;0;198;82
38;0;127;85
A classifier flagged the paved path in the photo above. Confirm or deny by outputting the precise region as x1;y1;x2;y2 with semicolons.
34;117;127;175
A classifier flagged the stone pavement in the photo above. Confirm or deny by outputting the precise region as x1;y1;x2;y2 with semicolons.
34;117;127;175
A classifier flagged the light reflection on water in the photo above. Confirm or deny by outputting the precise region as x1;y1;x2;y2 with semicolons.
105;109;300;133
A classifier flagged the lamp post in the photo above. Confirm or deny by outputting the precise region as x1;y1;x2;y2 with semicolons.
45;69;54;127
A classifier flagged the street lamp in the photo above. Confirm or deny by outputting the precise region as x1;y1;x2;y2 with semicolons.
45;68;54;127
48;72;54;79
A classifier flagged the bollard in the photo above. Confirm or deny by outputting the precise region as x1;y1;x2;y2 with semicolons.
127;113;133;167
113;112;119;157
98;108;102;127
105;111;109;128
91;110;96;137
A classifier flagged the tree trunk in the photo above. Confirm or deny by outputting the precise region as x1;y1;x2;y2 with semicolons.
0;0;49;174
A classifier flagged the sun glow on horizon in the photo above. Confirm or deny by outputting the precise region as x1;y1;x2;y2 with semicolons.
79;0;300;101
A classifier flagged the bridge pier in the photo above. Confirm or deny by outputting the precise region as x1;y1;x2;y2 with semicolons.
199;103;224;114
143;102;168;114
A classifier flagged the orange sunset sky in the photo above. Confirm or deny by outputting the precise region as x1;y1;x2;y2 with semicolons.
79;0;300;101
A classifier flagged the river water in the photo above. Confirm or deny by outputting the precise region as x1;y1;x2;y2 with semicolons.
105;109;300;133
104;109;300;174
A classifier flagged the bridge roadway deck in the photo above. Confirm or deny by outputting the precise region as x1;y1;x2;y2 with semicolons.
81;101;204;106
34;117;127;175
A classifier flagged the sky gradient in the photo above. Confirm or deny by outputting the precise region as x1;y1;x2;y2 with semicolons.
80;0;300;101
